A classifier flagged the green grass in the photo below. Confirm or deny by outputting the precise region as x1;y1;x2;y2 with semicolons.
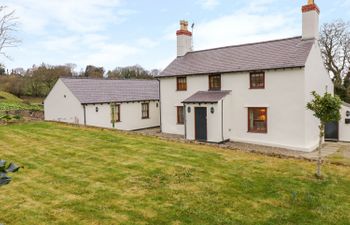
0;91;23;103
0;122;350;225
20;96;45;104
0;91;43;112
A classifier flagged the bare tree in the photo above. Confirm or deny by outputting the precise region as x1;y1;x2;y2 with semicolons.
319;20;350;86
0;6;20;59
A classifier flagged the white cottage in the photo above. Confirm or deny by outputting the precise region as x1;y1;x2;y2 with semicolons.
44;78;160;130
157;1;336;151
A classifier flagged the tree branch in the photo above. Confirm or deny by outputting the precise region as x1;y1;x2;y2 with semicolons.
0;6;20;60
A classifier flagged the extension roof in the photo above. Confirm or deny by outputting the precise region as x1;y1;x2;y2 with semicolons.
61;78;159;104
158;36;314;77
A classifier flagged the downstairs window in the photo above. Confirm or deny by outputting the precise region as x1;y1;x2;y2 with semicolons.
248;107;267;133
142;103;149;119
177;106;184;124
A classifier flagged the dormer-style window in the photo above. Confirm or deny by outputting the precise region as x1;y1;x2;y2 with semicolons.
250;72;265;89
177;77;187;91
209;74;221;90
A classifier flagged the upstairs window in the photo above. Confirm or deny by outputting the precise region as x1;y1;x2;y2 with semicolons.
209;74;221;90
177;106;184;124
142;103;149;119
250;72;265;89
248;107;267;133
177;77;187;91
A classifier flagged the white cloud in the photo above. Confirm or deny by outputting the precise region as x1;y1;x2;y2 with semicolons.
197;0;220;9
343;0;350;6
136;38;158;48
189;1;299;50
163;0;298;51
7;0;129;33
246;0;278;13
79;43;140;69
3;0;142;70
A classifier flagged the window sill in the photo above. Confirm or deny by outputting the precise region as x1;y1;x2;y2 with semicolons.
142;117;150;120
249;87;265;90
176;90;187;92
177;123;184;125
248;130;267;134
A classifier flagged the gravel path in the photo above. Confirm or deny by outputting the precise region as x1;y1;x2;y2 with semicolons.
134;127;349;161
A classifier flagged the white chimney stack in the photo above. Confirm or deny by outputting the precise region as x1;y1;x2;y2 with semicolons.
176;20;192;57
302;0;320;40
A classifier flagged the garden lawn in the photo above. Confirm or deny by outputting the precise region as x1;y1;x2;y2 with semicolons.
0;122;350;225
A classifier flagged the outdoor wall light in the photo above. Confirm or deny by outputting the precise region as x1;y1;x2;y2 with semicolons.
156;103;159;108
95;107;99;112
211;107;215;114
187;106;191;113
347;111;350;117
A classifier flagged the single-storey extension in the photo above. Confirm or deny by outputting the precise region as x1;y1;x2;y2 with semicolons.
44;78;160;130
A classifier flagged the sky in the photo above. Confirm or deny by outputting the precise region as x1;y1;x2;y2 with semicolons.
1;0;350;72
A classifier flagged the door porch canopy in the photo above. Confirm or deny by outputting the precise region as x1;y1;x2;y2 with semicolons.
182;90;231;104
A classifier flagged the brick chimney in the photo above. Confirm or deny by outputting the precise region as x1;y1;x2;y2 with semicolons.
302;0;320;40
176;20;192;57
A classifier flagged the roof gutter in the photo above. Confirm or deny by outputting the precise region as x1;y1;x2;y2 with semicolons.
80;99;160;105
156;66;305;79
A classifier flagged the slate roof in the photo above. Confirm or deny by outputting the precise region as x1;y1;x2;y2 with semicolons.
61;78;159;104
182;91;231;103
158;36;314;77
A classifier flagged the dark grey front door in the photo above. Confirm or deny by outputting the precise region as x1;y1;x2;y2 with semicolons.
195;107;207;141
325;121;339;141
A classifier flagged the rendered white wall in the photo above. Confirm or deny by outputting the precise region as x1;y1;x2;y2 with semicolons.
44;79;84;124
304;41;334;150
339;103;350;142
85;101;160;131
160;76;208;135
160;68;313;151
222;70;308;151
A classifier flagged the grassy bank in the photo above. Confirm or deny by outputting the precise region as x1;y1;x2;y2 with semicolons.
0;91;42;112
